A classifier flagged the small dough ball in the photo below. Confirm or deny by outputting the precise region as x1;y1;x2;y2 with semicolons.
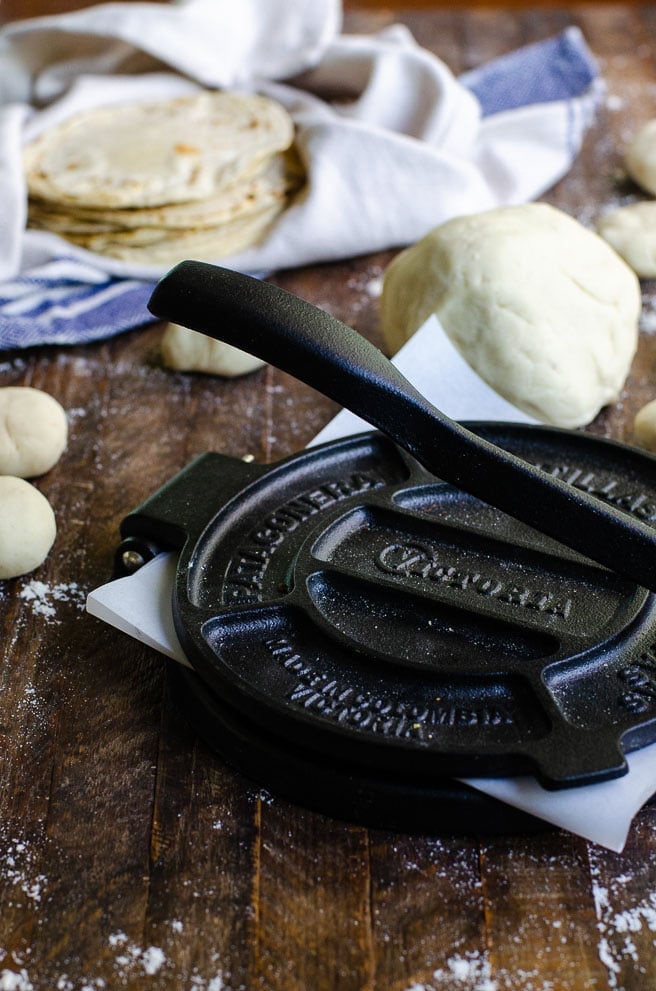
597;202;656;278
0;386;67;477
626;120;656;195
380;203;641;428
0;476;56;579
634;399;656;452
161;323;265;378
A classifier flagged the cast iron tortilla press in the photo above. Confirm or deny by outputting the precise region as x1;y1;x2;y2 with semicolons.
118;261;656;834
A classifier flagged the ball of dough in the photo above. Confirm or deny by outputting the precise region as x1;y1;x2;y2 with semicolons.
0;386;68;477
597;202;656;278
380;203;641;428
0;476;56;579
634;399;656;452
626;120;656;195
161;323;265;378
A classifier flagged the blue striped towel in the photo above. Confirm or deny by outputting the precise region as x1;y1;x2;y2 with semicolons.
0;258;157;349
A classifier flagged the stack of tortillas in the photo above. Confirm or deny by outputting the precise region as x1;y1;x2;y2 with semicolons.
24;90;305;265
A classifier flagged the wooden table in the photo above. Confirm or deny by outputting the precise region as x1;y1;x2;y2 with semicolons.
1;3;656;989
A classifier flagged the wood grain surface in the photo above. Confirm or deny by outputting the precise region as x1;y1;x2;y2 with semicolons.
2;3;656;990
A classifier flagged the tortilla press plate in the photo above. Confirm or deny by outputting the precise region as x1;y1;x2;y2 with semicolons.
118;422;656;833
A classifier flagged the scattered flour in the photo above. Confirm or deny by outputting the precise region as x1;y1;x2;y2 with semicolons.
640;297;656;335
365;274;383;298
589;847;656;988
55;979;106;991
403;952;498;991
606;94;625;111
431;952;496;991
0;831;47;908
336;265;385;319
18;580;86;621
189;973;224;991
66;407;87;422
111;939;166;978
346;265;384;298
0;971;33;991
106;936;226;984
140;947;166;976
0;358;26;375
45;940;224;991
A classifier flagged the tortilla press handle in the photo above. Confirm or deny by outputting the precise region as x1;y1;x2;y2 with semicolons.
149;260;656;592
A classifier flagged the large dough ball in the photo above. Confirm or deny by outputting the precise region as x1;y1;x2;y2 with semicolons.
380;203;641;428
0;386;68;477
625;120;656;195
0;476;56;579
161;323;265;378
597;201;656;278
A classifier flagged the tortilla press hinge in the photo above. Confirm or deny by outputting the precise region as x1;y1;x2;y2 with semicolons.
114;450;269;578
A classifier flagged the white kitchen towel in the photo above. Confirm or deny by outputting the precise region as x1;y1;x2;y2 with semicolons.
0;0;603;349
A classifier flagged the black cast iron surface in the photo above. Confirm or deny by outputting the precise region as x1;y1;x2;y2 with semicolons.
118;261;656;832
119;425;656;803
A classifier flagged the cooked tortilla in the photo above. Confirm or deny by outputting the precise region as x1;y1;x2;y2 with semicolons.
24;90;296;209
28;148;303;235
63;199;287;264
24;89;305;264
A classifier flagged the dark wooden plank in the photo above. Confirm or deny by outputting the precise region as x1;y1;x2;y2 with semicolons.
585;806;656;991
142;683;260;991
481;832;610;987
369;831;485;988
249;806;374;990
